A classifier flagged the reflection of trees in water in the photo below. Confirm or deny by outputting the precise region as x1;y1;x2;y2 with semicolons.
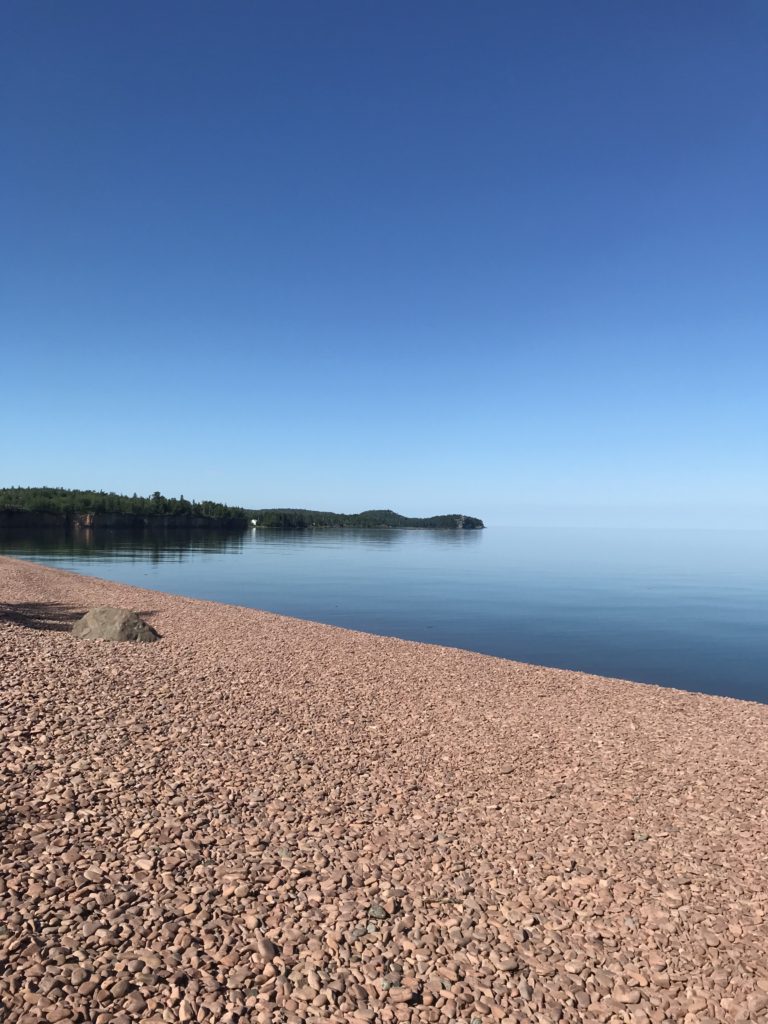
0;526;245;562
1;525;482;564
250;527;484;549
251;528;401;548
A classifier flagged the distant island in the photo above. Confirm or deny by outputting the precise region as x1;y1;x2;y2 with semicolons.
0;488;484;531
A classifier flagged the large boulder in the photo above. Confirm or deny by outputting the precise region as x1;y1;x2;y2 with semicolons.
71;607;160;643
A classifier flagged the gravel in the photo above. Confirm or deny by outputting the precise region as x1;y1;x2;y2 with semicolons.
1;553;767;1023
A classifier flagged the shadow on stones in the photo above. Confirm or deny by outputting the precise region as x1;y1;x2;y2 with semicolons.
0;602;159;633
0;601;84;632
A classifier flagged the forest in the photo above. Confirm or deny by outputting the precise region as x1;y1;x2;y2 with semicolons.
0;489;484;530
0;487;246;520
248;508;484;529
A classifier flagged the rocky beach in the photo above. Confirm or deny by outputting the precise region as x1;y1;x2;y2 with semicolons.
1;554;767;1024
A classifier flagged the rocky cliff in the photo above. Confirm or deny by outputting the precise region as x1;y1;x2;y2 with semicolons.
0;509;246;530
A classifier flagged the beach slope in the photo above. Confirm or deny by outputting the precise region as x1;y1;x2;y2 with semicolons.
1;555;766;1023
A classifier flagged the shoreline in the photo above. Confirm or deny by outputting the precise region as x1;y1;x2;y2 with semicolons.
2;554;767;1022
3;551;763;709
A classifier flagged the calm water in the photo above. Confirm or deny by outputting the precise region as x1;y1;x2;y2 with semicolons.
2;526;767;702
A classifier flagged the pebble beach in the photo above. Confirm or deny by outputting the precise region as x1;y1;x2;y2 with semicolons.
1;554;767;1024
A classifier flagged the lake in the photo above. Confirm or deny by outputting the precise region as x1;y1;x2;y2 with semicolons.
2;525;766;702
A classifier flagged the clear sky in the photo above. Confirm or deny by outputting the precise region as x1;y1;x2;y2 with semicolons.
2;1;766;526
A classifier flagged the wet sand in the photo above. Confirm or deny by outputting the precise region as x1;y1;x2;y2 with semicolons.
1;554;767;1023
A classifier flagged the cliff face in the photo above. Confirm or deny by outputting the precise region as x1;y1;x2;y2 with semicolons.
452;515;484;529
0;509;64;529
0;509;247;530
68;512;246;530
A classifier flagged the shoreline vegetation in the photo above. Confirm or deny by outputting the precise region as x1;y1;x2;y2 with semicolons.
247;509;484;530
0;487;484;531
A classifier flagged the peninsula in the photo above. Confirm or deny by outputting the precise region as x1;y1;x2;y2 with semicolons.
248;508;484;529
0;488;484;531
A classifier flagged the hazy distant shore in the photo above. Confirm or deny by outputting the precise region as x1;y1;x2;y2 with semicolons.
2;554;767;1021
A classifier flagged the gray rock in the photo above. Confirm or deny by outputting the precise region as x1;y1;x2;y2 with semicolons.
71;607;159;643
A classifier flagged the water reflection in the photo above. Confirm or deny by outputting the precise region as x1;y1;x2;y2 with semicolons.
0;526;246;562
247;527;483;549
0;525;481;562
2;525;766;702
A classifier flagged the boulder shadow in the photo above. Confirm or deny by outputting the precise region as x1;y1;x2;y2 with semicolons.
0;601;85;632
0;602;160;633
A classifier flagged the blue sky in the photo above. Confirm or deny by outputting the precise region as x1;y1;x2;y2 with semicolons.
2;1;766;526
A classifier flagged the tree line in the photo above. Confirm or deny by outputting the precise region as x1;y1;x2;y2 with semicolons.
249;508;484;529
0;489;484;529
0;487;246;520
